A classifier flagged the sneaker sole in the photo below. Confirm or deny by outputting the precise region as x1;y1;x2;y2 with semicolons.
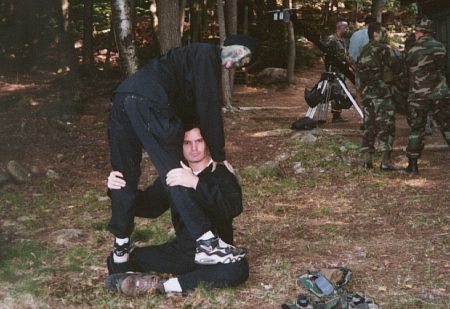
195;252;246;265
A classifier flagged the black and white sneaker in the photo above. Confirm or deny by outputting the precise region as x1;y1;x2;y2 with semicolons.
195;237;246;265
107;252;131;275
113;240;132;263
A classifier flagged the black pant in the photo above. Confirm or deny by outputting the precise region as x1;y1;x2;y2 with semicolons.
107;93;211;239
129;241;249;291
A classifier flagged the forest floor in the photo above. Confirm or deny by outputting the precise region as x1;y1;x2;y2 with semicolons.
0;63;449;309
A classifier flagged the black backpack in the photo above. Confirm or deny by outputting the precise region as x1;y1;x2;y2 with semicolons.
291;117;317;130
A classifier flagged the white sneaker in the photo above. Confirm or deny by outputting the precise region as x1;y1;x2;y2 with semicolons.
195;237;245;265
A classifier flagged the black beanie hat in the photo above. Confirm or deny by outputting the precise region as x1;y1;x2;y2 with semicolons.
224;35;258;55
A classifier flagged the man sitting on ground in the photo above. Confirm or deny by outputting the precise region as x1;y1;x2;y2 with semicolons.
105;126;248;296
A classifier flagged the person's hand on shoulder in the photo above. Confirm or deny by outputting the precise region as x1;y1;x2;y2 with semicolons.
166;161;199;189
211;160;235;174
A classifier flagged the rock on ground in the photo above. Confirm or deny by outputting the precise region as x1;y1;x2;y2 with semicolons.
6;160;30;183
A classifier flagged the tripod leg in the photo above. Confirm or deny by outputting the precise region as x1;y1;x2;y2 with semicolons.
337;78;363;118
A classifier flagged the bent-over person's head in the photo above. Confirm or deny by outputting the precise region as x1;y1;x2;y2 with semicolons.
221;35;258;69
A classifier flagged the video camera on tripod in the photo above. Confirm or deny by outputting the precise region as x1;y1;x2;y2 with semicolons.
298;24;362;123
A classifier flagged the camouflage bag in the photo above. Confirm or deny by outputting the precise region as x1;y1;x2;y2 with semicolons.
281;268;379;309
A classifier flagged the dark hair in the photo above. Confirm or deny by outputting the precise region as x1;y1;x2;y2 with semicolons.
368;22;382;40
365;15;376;25
184;119;201;133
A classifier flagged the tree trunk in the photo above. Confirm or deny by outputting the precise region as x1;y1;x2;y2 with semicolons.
225;0;237;36
243;5;248;35
58;0;77;74
371;0;384;23
179;0;187;36
111;0;139;76
225;0;237;92
284;0;295;84
82;0;95;74
217;0;234;110
155;0;181;54
190;0;203;43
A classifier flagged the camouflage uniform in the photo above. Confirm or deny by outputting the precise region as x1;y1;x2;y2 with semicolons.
358;38;397;155
406;33;450;159
325;34;349;116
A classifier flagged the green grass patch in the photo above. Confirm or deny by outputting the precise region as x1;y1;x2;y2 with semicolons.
0;239;54;295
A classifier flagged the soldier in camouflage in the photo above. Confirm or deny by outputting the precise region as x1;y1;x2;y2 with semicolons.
357;23;399;171
405;16;450;174
325;21;350;123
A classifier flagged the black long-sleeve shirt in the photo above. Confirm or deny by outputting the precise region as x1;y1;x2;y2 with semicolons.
134;164;242;251
114;44;225;162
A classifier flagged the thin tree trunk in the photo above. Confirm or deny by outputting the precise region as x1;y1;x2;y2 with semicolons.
284;0;295;84
190;0;203;43
111;0;138;75
155;0;181;54
82;0;95;74
58;0;77;74
225;0;237;36
179;0;187;36
243;5;248;35
225;0;237;92
217;0;234;110
106;16;114;69
371;0;384;23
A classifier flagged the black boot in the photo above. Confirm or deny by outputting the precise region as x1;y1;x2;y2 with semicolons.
405;158;419;174
332;113;348;123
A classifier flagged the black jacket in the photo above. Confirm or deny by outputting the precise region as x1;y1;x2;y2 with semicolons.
115;43;225;161
134;164;242;251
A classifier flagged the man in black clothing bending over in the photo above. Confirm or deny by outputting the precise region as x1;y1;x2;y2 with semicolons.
105;126;248;296
107;35;257;266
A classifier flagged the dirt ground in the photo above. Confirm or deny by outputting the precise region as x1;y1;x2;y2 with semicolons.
0;64;449;308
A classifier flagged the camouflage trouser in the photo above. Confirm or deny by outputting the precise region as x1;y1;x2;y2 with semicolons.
361;99;395;153
406;98;450;158
330;75;346;114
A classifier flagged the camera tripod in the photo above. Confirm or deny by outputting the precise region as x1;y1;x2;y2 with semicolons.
305;71;363;122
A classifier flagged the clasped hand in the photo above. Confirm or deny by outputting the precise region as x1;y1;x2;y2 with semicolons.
165;161;199;189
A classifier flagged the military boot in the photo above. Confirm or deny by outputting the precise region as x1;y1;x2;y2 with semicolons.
405;158;419;175
119;273;165;296
332;113;348;123
362;152;373;169
380;151;398;172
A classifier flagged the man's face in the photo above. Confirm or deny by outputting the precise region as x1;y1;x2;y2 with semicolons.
221;45;252;69
336;24;348;37
183;128;210;165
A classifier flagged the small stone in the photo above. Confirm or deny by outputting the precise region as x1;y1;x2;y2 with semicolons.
260;282;273;290
258;161;282;177
46;169;60;179
56;153;64;162
97;196;109;202
6;160;30;183
293;162;305;174
300;133;317;143
52;228;82;245
290;132;304;140
30;166;40;174
275;153;289;162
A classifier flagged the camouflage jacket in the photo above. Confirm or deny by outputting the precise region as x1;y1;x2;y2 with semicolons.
357;40;397;98
325;34;348;64
406;34;450;101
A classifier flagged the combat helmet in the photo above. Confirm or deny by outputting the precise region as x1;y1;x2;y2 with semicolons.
414;16;433;33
